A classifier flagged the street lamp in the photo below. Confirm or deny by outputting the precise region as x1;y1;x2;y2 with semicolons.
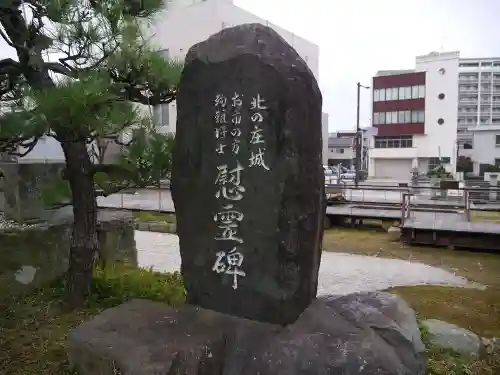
354;82;370;187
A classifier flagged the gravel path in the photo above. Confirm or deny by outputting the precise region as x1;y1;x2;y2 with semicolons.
135;231;474;296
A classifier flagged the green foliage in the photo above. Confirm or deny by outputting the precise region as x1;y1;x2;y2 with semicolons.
89;266;186;308
93;165;136;195
107;42;184;105
120;131;175;185
427;165;453;179
482;163;500;173
40;177;72;207
456;156;473;173
8;73;140;139
49;264;186;308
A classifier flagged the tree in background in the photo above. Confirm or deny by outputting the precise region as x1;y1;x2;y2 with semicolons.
456;156;473;174
0;0;182;308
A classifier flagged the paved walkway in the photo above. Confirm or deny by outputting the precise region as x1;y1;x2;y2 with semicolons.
135;231;476;296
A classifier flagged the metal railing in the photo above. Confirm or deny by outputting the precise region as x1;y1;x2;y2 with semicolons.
325;184;500;224
97;187;175;213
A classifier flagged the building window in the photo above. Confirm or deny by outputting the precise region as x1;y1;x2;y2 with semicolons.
418;85;425;98
404;86;412;99
428;157;441;171
339;148;344;154
463;142;473;149
410;110;425;123
373;110;424;125
153;104;169;127
404;110;411;123
495;158;500;167
385;89;392;101
398;87;405;100
398;111;405;123
412;85;419;99
374;85;425;102
392;87;398;100
496;134;500;147
374;135;413;149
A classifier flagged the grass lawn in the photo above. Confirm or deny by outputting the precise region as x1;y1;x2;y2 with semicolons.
324;225;500;375
132;210;176;224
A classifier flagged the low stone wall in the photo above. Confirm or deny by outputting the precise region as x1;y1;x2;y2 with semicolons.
0;162;66;222
0;209;136;296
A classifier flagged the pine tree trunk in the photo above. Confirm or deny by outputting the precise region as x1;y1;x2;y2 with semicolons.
62;141;99;309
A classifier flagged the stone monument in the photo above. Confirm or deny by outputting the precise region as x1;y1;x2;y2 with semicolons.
171;23;324;326
67;24;427;375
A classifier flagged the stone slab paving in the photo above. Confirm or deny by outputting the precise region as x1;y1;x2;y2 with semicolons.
135;231;476;296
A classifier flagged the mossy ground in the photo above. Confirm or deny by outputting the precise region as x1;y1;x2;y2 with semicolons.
0;265;185;375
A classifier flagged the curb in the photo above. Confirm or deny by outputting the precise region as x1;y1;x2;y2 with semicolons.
134;221;177;234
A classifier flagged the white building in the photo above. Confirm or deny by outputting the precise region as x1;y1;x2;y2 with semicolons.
367;51;460;180
326;132;355;167
457;58;500;174
147;0;328;163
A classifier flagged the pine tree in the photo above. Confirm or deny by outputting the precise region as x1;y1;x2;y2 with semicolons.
0;0;182;308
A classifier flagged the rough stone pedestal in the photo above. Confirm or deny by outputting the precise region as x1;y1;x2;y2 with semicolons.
172;23;324;326
67;292;427;375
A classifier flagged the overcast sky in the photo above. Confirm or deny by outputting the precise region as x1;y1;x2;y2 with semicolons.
0;1;498;133
235;0;500;132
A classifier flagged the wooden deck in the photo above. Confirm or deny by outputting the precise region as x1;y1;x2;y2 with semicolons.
326;205;401;220
403;211;500;234
327;204;500;235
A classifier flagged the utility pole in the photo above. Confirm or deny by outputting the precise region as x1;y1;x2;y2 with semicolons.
354;82;370;187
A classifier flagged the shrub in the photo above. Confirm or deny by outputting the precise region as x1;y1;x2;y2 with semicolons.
50;265;186;309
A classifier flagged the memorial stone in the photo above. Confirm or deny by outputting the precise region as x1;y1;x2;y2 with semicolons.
171;23;325;325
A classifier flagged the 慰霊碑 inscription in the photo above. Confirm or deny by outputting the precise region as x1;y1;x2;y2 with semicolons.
211;93;271;290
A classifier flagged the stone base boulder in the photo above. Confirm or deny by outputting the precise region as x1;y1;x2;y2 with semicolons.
67;292;426;375
422;319;482;357
0;208;136;295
